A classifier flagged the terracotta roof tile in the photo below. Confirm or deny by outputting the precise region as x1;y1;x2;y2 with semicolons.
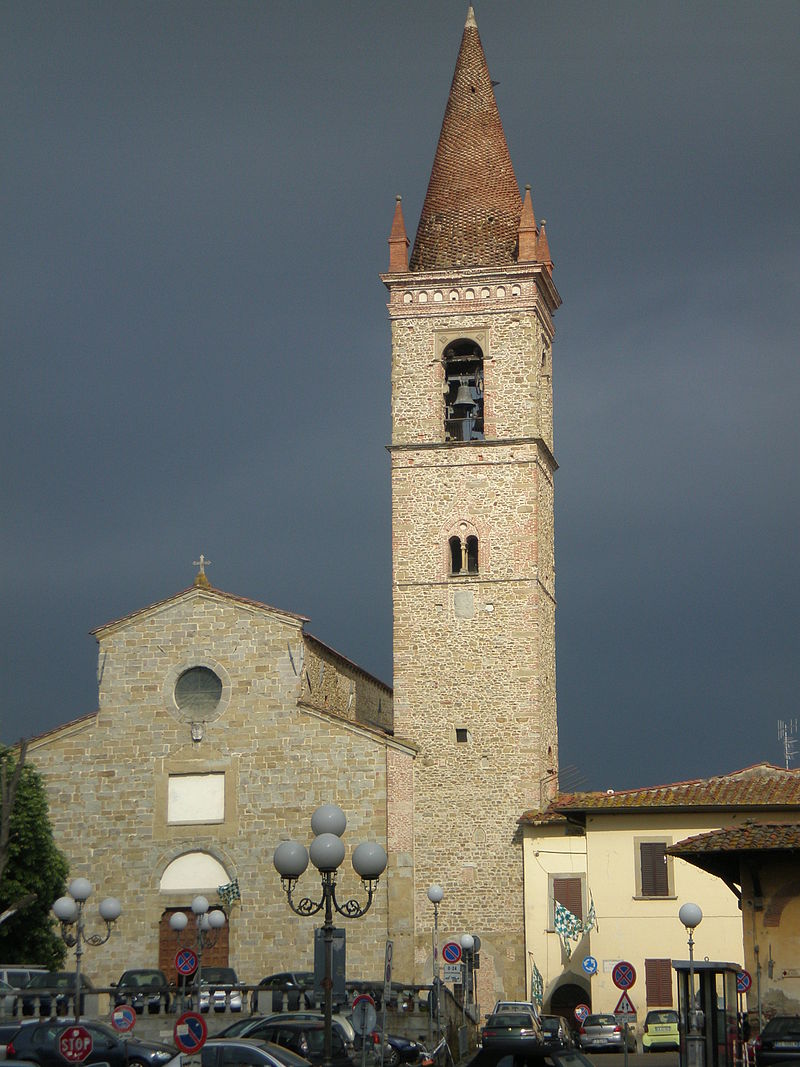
669;822;800;855
409;6;522;271
540;763;800;816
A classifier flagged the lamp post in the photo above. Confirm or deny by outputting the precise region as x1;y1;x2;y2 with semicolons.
679;902;704;1067
169;896;226;1010
52;878;121;1022
460;934;474;1024
273;803;388;1067
427;885;443;1046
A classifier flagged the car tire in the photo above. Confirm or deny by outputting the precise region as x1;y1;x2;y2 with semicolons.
387;1050;400;1067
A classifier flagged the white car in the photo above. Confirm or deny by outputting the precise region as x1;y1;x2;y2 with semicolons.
197;967;242;1012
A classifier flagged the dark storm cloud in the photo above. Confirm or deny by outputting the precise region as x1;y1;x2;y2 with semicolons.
2;1;798;789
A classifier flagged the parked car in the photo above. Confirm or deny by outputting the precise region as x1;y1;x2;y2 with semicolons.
5;1019;178;1067
492;1001;541;1021
0;969;48;995
480;1011;542;1052
641;1009;680;1053
112;969;172;1015
0;1023;23;1057
245;1019;353;1067
468;1050;594;1067
578;1014;637;1053
468;1047;594;1067
201;1038;311;1067
754;1015;800;1065
217;1015;354;1059
19;974;94;1018
197;967;242;1013
252;974;315;1013
540;1015;574;1051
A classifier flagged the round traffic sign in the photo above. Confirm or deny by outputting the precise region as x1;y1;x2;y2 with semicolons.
612;961;636;990
442;941;462;963
352;995;377;1036
174;1011;208;1054
175;948;198;976
111;1005;136;1032
737;970;752;994
58;1026;93;1063
582;956;598;976
574;1004;590;1024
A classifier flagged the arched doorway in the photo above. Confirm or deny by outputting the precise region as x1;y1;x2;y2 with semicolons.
158;851;232;984
549;981;591;1036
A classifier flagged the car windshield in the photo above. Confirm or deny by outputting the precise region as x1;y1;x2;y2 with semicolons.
217;1018;258;1038
646;1011;678;1025
585;1016;616;1027
541;1020;560;1032
489;1014;533;1028
26;974;70;989
202;968;237;983
763;1018;800;1037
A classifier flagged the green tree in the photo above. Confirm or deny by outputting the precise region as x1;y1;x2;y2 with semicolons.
0;747;68;967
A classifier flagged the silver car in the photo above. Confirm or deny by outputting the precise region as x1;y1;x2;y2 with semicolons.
197;967;242;1013
578;1014;636;1053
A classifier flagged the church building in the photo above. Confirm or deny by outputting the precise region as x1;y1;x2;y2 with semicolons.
27;6;560;1008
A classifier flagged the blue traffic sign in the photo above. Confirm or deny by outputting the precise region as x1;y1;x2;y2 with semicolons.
175;948;198;976
110;1005;136;1032
174;1011;207;1053
582;956;598;976
612;961;636;990
737;970;752;994
442;941;462;964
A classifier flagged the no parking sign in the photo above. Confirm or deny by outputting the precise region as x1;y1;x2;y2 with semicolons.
174;1012;207;1054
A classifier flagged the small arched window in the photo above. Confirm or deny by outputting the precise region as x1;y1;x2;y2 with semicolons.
449;536;463;574
449;532;479;576
443;339;484;442
466;536;479;574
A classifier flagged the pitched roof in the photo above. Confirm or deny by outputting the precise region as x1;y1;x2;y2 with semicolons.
519;763;800;823
409;5;522;272
670;822;800;855
92;584;308;637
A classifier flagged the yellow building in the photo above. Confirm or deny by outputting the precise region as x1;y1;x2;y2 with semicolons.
520;764;800;1034
671;821;800;1022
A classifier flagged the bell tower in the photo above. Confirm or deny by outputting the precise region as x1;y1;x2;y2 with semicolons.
383;7;561;1000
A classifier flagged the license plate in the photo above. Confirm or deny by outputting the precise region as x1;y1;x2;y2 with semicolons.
775;1042;798;1048
654;1027;672;1033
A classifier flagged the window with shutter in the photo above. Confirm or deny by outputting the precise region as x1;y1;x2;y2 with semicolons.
640;841;669;896
553;876;583;921
645;958;673;1006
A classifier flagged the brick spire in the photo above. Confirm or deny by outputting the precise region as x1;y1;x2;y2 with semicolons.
517;184;538;262
409;5;522;271
387;195;410;272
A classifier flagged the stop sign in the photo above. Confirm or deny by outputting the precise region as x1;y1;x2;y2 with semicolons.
59;1025;93;1063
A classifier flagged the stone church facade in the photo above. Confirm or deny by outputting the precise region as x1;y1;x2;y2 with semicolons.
28;7;560;1005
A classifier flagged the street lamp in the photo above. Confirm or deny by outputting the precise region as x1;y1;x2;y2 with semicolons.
273;803;388;1067
427;886;443;1045
52;878;121;1022
679;902;704;1067
460;934;475;1023
169;895;226;1009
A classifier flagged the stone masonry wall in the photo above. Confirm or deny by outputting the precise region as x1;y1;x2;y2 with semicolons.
386;270;558;1008
29;589;398;990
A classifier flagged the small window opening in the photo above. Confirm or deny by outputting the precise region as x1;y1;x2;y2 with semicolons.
449;533;479;576
466;536;479;573
449;536;463;574
456;728;469;743
444;339;484;442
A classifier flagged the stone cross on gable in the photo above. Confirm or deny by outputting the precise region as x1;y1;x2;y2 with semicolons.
193;554;212;587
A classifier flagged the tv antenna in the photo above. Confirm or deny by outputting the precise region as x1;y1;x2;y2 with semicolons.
777;719;798;769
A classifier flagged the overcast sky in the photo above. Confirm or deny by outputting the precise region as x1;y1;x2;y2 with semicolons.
2;1;799;792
